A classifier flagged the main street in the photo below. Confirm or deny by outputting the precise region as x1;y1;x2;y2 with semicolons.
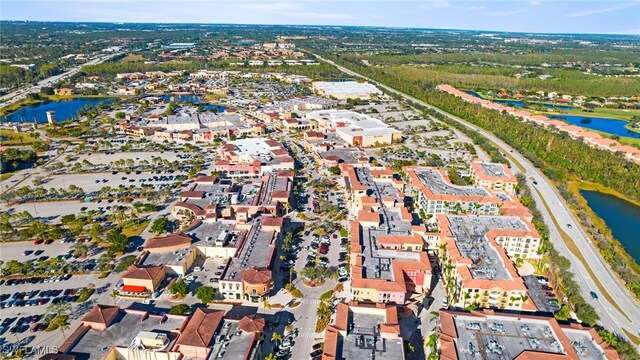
0;52;123;108
312;53;640;345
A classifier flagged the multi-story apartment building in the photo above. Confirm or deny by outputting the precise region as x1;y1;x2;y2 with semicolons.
405;166;503;215
470;160;518;195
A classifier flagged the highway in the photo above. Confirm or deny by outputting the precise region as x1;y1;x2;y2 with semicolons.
0;52;122;109
313;53;640;345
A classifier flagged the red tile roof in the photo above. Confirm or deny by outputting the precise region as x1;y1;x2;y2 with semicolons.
238;314;266;333
241;267;272;285
176;308;225;347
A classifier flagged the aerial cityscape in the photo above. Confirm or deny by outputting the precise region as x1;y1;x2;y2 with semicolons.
0;1;639;360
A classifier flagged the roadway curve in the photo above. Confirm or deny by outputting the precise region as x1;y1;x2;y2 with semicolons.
313;53;640;344
0;52;123;109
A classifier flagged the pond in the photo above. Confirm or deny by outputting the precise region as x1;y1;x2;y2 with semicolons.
161;95;227;112
493;100;575;110
580;190;640;264
549;114;640;138
1;98;112;123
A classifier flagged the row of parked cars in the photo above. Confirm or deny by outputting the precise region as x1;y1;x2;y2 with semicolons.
0;287;87;310
0;315;47;336
1;273;72;286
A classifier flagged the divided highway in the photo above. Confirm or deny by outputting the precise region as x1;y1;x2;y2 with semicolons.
0;52;123;109
313;53;640;345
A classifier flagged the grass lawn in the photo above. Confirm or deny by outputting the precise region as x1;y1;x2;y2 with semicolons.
541;107;640;121
120;54;144;62
0;172;15;181
122;220;149;237
0;129;41;146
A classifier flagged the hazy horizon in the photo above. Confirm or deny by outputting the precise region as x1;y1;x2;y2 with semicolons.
2;0;639;36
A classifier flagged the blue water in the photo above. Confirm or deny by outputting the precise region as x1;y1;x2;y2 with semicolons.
580;190;640;264
2;98;112;123
549;114;640;138
161;95;226;112
162;95;205;104
493;100;575;110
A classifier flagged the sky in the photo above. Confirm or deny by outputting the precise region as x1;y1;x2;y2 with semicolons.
2;0;640;35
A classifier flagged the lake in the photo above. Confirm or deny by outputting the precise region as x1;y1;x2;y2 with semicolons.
549;114;640;138
161;95;227;112
2;98;112;123
580;190;640;264
493;100;575;110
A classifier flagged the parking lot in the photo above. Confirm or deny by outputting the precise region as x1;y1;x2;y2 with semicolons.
523;275;561;313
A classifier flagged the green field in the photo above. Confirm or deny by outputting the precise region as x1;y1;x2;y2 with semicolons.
0;129;41;146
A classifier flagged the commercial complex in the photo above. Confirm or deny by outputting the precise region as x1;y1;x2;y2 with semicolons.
306;109;402;147
214;138;294;176
322;302;404;360
312;81;382;100
438;309;620;360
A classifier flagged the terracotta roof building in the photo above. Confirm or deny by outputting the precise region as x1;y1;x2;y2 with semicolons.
438;309;620;360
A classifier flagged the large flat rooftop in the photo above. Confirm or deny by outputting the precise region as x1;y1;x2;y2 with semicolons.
355;166;402;202
69;311;186;360
452;314;568;360
360;208;420;282
478;163;507;178
210;319;256;360
187;221;239;245
446;215;529;281
341;312;404;360
313;81;381;96
223;221;275;281
415;168;490;197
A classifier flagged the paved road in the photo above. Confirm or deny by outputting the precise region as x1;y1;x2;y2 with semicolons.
0;52;123;109
313;53;640;345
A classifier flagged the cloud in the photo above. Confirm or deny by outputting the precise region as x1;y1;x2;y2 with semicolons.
291;11;353;20
419;0;450;9
371;14;384;19
468;5;486;10
241;2;298;11
487;9;525;16
617;28;640;35
566;2;640;17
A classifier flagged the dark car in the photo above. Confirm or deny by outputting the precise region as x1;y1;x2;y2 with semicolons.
590;291;599;300
310;350;322;357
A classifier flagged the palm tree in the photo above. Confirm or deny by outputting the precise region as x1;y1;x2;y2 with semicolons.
289;268;296;285
265;354;277;360
271;331;283;348
56;316;71;340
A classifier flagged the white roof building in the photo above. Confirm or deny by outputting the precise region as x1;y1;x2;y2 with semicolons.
312;81;382;100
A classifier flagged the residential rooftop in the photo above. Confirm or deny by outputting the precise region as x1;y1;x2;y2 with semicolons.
414;167;490;198
445;215;531;281
439;309;620;360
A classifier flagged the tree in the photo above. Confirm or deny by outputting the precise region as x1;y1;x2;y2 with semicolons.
169;304;191;315
271;331;283;348
195;286;215;303
170;280;189;297
106;230;129;254
328;166;341;175
150;217;169;235
114;111;126;119
72;243;88;258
